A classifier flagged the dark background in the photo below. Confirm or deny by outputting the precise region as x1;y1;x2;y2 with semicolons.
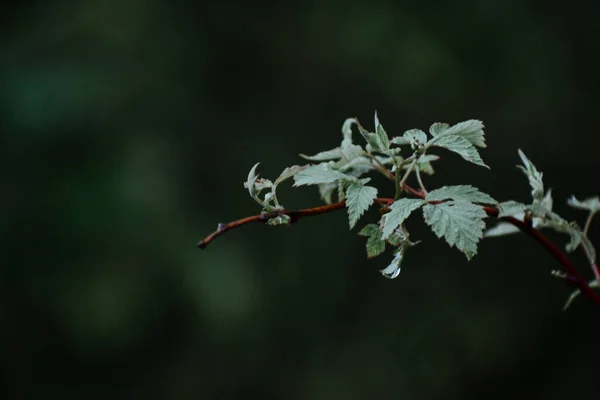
1;1;599;399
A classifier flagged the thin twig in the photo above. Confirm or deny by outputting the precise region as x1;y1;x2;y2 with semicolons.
577;233;600;280
399;157;418;191
393;160;402;200
198;198;395;249
415;165;428;196
368;154;395;181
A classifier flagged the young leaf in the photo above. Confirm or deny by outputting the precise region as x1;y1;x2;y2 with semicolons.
567;196;600;213
346;183;378;229
253;178;273;192
429;134;489;168
275;165;306;185
341;118;357;147
429;122;450;137
426;185;497;205
357;123;388;153
374;111;390;150
381;198;425;239
517;149;544;202
402;129;428;149
422;201;487;259
267;214;291;226
390;136;410;145
245;162;261;197
358;223;386;258
293;164;351;187
301;118;361;161
440;120;486;148
380;246;405;279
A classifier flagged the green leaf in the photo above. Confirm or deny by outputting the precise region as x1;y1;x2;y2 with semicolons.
340;144;366;162
567;196;600;213
440;120;486;148
358;223;380;237
426;185;497;205
293;165;351;187
380;246;405;279
357;122;388;153
429;122;450;137
430;134;489;168
346;183;378;229
300;148;343;161
517;149;544;202
422;201;487;259
358;223;386;258
275;165;306;185
497;200;527;217
381;198;425;239
403;129;428;149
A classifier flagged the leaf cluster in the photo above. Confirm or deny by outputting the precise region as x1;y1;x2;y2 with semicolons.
233;112;599;309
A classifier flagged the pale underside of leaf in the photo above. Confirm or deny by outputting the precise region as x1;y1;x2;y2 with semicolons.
567;195;600;213
300;148;343;161
275;165;307;185
293;164;351;186
380;246;405;279
341;118;357;146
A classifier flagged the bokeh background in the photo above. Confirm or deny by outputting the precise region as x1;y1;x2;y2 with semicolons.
2;1;600;398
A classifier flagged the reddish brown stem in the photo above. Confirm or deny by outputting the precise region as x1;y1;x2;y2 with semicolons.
197;200;377;249
483;206;600;308
197;182;600;308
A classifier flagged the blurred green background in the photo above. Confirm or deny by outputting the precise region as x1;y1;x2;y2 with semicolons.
2;1;600;398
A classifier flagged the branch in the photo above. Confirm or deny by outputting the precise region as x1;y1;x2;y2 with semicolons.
197;182;600;309
483;207;600;309
197;198;394;249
